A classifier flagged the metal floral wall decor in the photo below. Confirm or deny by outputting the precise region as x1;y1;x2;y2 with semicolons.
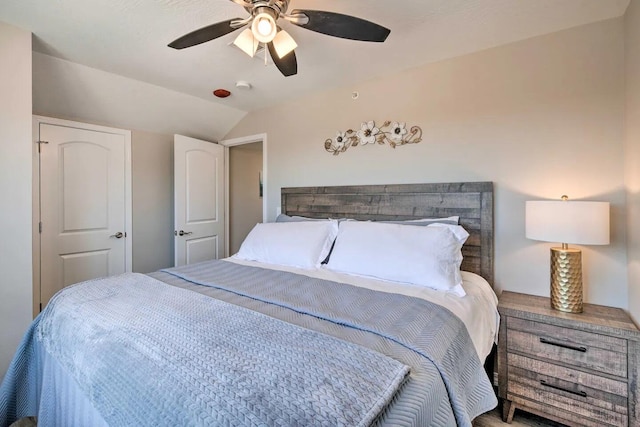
324;121;422;156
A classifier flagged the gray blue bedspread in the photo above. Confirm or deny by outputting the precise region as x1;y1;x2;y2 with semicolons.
156;261;497;426
1;259;497;426
1;272;410;427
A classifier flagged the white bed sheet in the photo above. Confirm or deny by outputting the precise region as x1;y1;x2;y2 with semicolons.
227;257;500;362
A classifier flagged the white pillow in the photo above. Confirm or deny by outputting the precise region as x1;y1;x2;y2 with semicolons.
235;221;339;269
379;216;460;226
275;214;326;222
276;214;350;224
326;221;469;296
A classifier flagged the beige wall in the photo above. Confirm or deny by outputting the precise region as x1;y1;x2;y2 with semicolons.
225;18;628;308
0;22;33;380
131;130;174;273
229;142;264;254
625;0;640;324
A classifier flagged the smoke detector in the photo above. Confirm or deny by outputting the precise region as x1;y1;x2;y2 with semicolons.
236;81;252;90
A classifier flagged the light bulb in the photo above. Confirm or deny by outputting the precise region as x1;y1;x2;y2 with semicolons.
251;11;277;43
257;18;273;36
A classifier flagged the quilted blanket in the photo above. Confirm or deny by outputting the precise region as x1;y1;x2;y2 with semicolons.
0;273;410;427
1;259;498;426
159;260;497;426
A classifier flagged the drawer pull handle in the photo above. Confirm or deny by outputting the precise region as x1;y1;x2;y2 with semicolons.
540;379;587;398
539;337;587;352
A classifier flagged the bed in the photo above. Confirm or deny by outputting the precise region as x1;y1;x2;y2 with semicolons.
0;181;498;427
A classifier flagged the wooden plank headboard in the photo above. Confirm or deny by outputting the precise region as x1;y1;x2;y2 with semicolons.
281;182;494;285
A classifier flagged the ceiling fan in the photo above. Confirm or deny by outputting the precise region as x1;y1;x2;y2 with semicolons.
168;0;391;77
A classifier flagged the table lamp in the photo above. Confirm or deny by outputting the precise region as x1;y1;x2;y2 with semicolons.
525;196;610;313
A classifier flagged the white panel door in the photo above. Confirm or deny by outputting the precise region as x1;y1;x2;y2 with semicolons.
39;122;129;308
174;135;225;266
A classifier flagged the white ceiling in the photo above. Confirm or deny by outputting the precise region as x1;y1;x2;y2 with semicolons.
0;0;630;114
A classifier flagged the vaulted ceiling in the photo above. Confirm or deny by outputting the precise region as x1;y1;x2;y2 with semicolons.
0;0;630;115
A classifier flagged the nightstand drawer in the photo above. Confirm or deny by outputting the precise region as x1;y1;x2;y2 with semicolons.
498;292;640;426
507;317;627;377
508;354;628;427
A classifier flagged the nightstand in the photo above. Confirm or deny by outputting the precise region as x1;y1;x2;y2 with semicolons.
497;291;640;427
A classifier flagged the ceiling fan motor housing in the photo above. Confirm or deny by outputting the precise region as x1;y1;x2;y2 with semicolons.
245;0;290;17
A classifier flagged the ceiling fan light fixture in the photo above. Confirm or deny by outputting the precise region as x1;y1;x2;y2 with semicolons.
251;8;277;43
233;29;259;57
272;29;297;58
169;0;389;78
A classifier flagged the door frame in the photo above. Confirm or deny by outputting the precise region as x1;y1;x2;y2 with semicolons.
32;115;132;316
219;133;267;258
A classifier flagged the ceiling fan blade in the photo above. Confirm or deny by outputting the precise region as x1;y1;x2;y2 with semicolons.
289;10;390;42
168;18;244;49
267;42;297;77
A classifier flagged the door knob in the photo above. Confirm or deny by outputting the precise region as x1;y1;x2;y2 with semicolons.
177;230;193;236
110;232;124;239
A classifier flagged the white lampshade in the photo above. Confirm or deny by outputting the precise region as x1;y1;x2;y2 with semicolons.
272;29;297;58
525;200;610;245
233;29;259;57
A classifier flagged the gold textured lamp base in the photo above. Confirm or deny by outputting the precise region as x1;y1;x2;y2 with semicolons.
550;247;583;313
